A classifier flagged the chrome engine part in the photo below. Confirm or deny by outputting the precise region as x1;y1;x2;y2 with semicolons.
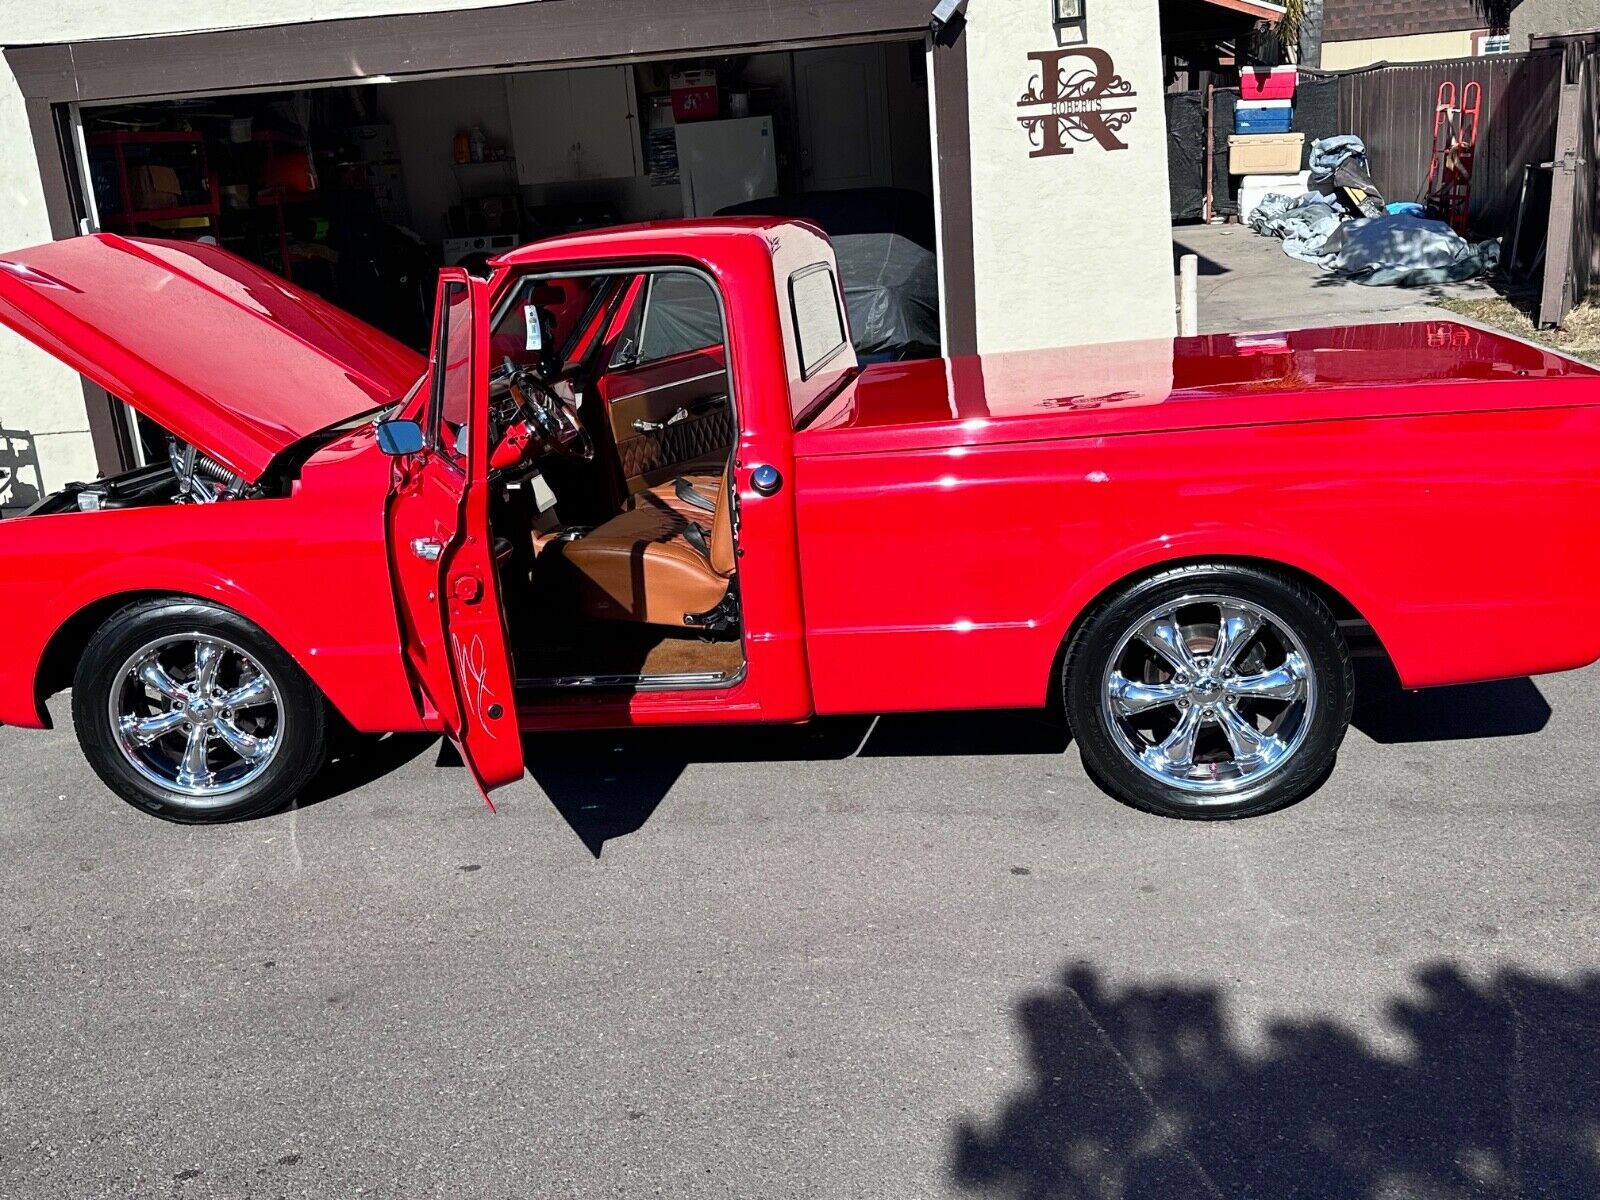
169;439;255;504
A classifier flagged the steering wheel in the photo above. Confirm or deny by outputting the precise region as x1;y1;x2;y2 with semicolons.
502;368;594;465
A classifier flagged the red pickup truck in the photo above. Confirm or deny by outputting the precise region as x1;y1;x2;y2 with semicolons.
1;220;1598;824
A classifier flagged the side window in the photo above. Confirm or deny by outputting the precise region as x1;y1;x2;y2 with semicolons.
430;281;473;469
636;272;724;364
788;264;847;380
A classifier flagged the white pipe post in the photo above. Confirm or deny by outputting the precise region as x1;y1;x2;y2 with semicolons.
1178;254;1199;338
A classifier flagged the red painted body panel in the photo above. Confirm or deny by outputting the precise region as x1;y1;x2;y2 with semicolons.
0;235;423;480
0;427;424;733
793;324;1600;707
387;273;523;792
800;325;1600;457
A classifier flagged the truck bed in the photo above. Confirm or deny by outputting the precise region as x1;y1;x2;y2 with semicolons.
795;323;1600;458
791;320;1600;718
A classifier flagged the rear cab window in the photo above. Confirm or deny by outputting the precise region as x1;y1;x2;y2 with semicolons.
789;264;848;380
771;229;858;430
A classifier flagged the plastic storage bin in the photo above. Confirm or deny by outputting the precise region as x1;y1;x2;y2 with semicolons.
1228;133;1305;175
1237;171;1312;221
1240;66;1297;100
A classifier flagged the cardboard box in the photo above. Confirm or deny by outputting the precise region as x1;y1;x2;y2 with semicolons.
1228;133;1305;176
670;69;719;123
129;165;182;210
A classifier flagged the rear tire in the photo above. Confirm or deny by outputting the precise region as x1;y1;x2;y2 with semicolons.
71;599;330;824
1063;564;1352;820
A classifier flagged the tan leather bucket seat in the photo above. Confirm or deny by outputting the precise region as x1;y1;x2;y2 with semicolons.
554;468;735;627
633;471;725;521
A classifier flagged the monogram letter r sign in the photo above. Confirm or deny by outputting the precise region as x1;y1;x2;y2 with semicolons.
1017;46;1138;158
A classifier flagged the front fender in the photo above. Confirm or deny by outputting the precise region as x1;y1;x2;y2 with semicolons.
0;472;424;734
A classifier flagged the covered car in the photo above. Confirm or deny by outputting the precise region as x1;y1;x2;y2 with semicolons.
719;187;941;362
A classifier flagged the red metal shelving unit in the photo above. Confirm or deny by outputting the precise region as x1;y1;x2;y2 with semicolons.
88;130;221;232
250;130;320;283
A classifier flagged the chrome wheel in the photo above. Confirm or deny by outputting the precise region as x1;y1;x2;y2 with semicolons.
108;633;283;807
1100;593;1314;802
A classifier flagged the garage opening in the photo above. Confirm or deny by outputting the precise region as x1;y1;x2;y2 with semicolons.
77;40;938;460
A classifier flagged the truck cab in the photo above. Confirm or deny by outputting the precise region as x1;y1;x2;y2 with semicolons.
382;219;844;794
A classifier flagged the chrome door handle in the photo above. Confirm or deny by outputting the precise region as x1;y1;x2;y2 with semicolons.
633;407;690;433
411;537;444;561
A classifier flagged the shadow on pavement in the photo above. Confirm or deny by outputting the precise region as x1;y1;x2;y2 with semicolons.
1352;659;1550;743
524;710;1070;857
335;668;1551;852
951;961;1600;1199
1170;237;1231;277
292;732;441;810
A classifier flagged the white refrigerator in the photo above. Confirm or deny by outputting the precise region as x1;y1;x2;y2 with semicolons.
675;117;779;218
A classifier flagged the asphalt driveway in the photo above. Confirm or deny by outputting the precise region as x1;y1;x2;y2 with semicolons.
2;661;1598;1198
1174;221;1499;335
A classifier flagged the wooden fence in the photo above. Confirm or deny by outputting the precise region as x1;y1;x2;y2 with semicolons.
1334;50;1563;235
1539;44;1600;326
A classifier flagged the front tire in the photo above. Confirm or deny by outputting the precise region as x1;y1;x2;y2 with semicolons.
1063;564;1352;820
71;600;330;824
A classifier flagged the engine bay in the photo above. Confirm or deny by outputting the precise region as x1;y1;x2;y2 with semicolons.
26;439;263;516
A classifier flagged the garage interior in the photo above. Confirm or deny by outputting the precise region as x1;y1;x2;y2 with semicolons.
77;38;938;376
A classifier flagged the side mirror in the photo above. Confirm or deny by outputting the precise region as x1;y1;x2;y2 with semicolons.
376;419;425;457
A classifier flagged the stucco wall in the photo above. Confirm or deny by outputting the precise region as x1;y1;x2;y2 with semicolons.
1510;0;1600;47
0;62;95;513
0;1;527;511
965;0;1173;351
0;0;527;45
1320;30;1480;70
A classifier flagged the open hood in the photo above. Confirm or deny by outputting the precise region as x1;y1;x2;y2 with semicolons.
0;234;425;482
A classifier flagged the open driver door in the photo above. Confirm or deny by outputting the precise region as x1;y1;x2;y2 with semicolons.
384;270;523;805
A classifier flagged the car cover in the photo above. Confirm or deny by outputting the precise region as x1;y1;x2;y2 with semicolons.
718;188;943;361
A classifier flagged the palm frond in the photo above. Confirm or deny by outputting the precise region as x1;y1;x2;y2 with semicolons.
1278;0;1305;42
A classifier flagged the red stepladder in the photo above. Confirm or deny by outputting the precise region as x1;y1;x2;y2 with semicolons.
1424;79;1482;235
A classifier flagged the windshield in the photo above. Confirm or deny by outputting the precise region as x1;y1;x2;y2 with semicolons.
491;276;610;371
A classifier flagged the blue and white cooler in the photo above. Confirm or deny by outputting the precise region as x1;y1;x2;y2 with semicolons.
1235;99;1294;135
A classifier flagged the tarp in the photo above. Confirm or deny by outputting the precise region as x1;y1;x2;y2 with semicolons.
1325;214;1501;286
1167;91;1207;221
1250;196;1501;285
831;231;942;360
1249;192;1345;265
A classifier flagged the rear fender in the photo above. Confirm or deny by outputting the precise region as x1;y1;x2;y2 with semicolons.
1050;527;1387;653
